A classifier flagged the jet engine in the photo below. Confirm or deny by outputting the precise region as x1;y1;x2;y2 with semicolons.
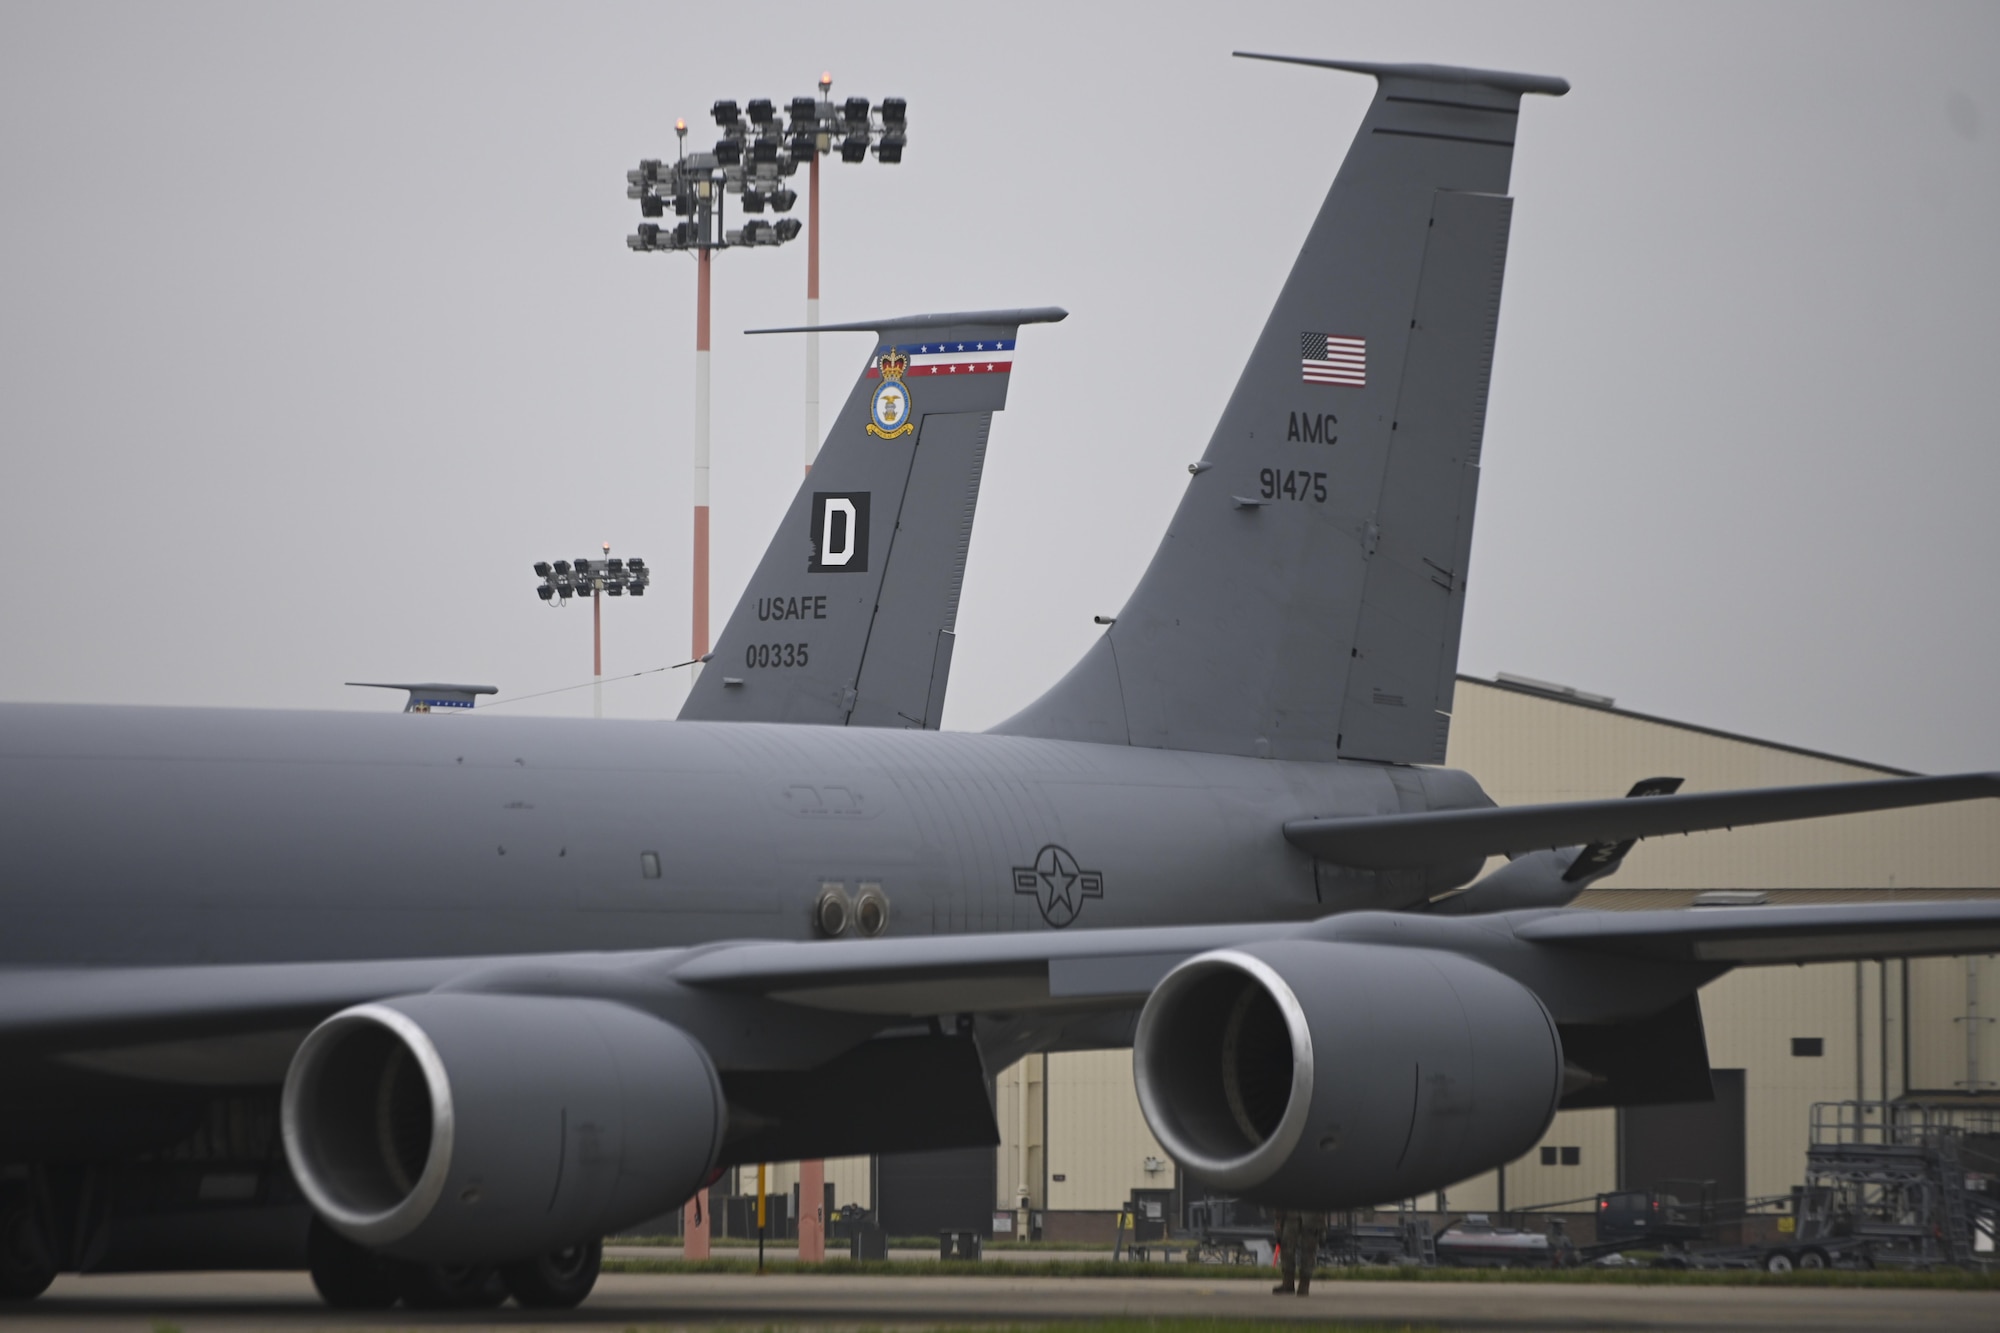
1133;942;1561;1208
282;994;723;1265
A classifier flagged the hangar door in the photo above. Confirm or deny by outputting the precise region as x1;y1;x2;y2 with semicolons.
875;1146;997;1237
1618;1069;1746;1220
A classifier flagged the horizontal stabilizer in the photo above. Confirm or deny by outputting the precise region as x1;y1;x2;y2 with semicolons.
1562;776;1683;883
345;682;496;712
749;307;1068;336
1232;51;1571;98
1285;771;2000;869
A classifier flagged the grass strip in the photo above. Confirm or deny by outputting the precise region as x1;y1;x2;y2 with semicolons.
601;1255;2000;1289
929;1322;1438;1333
611;1323;1436;1333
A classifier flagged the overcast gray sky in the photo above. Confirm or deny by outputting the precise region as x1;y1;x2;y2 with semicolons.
2;1;1995;775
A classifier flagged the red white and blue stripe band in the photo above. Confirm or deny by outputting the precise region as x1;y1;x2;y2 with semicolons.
868;338;1015;377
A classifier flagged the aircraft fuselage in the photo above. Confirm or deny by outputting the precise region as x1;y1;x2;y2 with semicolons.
0;702;1489;967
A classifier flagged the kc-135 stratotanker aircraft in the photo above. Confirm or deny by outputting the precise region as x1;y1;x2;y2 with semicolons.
3;53;1997;1310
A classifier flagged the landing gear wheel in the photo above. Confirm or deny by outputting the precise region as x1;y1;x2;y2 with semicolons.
0;1207;56;1303
1763;1250;1795;1273
397;1263;508;1309
306;1218;399;1310
501;1237;603;1309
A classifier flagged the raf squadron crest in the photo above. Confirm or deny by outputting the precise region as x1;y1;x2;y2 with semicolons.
867;348;915;438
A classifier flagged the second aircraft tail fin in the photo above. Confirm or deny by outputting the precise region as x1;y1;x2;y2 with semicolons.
682;307;1066;728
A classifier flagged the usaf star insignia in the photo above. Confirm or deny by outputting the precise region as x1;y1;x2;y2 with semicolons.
1012;844;1104;928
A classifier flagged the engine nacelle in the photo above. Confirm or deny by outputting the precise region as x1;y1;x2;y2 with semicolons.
281;994;723;1265
1133;942;1561;1208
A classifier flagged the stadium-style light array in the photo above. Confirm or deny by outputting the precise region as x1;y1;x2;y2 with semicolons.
624;85;906;254
532;554;650;602
533;548;650;719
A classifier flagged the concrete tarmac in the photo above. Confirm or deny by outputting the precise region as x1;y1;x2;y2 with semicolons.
14;1269;2000;1333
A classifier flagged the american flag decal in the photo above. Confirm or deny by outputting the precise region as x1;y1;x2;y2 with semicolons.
1301;332;1366;386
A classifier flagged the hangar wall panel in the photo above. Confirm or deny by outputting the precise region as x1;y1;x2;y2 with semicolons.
1908;954;2000;1092
823;1154;874;1212
1041;1050;1172;1212
1702;964;1868;1200
994;1054;1047;1214
1503;1108;1618;1209
1446;1107;1618;1214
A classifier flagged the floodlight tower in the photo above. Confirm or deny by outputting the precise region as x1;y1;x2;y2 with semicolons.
629;113;803;675
786;75;907;473
632;81;901;1265
531;546;650;717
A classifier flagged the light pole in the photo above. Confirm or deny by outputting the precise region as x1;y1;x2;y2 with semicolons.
805;92;819;476
788;75;907;473
532;549;649;717
629;81;905;1262
629;111;803;680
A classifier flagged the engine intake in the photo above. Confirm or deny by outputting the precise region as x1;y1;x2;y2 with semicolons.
1134;942;1561;1207
282;994;723;1265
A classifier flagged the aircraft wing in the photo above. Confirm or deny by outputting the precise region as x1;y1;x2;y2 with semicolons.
0;927;1262;1053
0;955;588;1049
1507;899;2000;965
664;921;1282;1014
10;900;2000;1085
1283;771;1999;869
663;900;2000;1014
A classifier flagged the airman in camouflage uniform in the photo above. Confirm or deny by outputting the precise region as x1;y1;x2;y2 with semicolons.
1272;1209;1327;1295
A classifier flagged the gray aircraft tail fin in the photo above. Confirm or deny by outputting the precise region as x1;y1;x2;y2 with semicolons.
682;308;1066;728
994;57;1566;762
